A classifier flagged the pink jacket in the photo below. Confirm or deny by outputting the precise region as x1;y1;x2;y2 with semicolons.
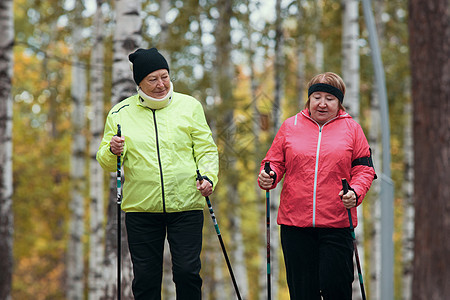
260;109;375;228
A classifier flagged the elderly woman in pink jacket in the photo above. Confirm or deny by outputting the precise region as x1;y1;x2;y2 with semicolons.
258;72;376;300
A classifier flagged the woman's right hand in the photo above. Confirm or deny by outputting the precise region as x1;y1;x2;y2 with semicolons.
110;135;125;155
258;169;275;190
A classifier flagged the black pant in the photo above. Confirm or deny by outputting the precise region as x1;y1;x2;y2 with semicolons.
280;225;354;300
125;210;204;300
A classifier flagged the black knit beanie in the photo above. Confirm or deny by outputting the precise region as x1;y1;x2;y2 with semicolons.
128;48;169;85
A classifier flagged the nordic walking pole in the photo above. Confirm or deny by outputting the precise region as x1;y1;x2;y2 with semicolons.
342;178;366;300
264;162;272;300
196;170;242;300
116;124;122;300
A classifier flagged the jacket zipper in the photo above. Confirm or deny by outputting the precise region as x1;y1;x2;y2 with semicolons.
151;109;166;213
308;115;339;227
312;126;323;227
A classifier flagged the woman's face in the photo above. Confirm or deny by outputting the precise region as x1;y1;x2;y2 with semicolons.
308;91;340;125
139;69;171;99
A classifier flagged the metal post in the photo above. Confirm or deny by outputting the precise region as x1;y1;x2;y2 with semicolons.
361;1;394;299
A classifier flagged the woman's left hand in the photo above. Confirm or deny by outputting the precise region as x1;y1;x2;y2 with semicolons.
339;189;357;209
197;180;213;197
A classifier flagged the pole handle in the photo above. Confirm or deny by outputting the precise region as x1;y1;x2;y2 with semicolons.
264;161;276;191
264;161;277;178
342;178;349;194
342;178;355;233
117;124;121;137
116;124;122;159
196;169;203;182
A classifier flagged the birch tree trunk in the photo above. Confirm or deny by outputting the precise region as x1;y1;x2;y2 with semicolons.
244;2;267;297
154;2;177;298
313;0;324;73
228;187;248;299
103;0;142;298
368;91;381;300
402;101;414;300
201;228;221;300
111;0;141;105
0;1;14;299
295;0;306;108
67;1;87;297
193;5;224;298
158;0;170;63
214;0;249;298
410;0;450;298
88;1;106;299
270;0;285;298
342;0;360;120
162;238;175;299
213;250;226;300
342;1;364;299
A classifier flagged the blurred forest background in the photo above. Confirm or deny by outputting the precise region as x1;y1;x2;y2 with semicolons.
0;0;448;299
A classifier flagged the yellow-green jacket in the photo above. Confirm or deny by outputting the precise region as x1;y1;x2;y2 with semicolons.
96;92;219;213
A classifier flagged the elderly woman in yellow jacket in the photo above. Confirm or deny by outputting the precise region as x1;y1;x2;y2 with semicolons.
97;48;219;300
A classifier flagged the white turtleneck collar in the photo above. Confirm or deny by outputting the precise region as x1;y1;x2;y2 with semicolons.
137;81;174;110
